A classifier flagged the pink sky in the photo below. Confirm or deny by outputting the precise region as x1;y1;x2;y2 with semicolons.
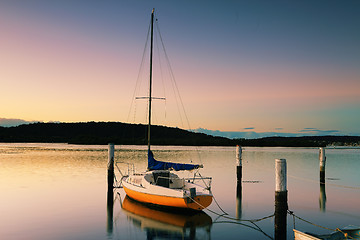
1;1;359;135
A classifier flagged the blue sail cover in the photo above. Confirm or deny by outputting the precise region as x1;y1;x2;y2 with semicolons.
148;150;200;171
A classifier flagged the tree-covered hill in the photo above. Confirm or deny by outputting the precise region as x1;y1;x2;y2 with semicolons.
0;122;359;147
0;122;234;146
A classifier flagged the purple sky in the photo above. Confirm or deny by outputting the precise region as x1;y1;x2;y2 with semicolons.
1;1;359;136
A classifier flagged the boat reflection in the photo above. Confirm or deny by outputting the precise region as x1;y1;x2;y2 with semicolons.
122;196;212;240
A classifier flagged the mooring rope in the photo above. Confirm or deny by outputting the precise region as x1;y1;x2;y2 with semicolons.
190;192;356;240
210;189;229;215
127;19;151;124
186;189;275;240
193;171;229;216
115;188;356;240
287;173;360;190
185;192;274;224
287;210;356;239
324;182;360;190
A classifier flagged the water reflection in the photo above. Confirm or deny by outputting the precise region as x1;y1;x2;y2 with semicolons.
121;196;212;240
274;192;288;240
236;180;242;219
107;189;114;235
319;183;326;212
2;144;360;240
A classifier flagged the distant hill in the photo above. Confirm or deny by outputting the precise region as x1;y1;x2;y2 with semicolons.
0;122;359;147
0;122;234;146
235;136;360;147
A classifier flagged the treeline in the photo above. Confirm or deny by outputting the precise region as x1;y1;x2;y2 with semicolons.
0;122;359;147
236;136;360;147
0;122;232;146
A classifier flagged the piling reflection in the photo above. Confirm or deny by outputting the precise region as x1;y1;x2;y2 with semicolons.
319;183;326;212
106;189;114;236
236;180;242;219
274;192;288;240
122;196;212;240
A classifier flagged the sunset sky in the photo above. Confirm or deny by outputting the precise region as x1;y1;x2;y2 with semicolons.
1;1;359;136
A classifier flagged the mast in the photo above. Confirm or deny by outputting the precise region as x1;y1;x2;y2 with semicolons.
148;8;154;152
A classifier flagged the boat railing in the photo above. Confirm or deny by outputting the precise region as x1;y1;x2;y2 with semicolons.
115;161;135;177
184;176;212;192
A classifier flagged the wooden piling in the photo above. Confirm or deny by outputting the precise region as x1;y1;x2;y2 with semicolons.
107;143;115;191
235;145;243;219
275;159;288;240
236;145;242;181
106;143;115;235
319;147;326;184
275;159;287;193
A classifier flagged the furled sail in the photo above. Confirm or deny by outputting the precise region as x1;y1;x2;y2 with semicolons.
148;150;201;171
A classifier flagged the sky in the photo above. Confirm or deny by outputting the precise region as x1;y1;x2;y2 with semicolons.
1;0;359;137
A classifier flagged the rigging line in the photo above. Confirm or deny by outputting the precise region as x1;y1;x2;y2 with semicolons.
323;181;360;190
287;173;360;190
255;163;360;191
155;20;185;128
155;20;203;166
132;100;138;123
154;24;167;102
165;52;189;128
127;19;151;123
154;23;167;124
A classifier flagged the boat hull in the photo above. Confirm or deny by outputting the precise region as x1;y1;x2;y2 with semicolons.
122;178;212;211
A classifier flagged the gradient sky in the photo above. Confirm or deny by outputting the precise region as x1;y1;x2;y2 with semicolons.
1;0;359;135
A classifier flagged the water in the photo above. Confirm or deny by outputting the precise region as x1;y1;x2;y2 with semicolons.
1;143;359;239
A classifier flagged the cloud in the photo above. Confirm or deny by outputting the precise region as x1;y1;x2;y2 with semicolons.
0;118;37;127
275;128;283;130
243;127;255;130
193;127;347;139
299;128;341;135
193;128;300;139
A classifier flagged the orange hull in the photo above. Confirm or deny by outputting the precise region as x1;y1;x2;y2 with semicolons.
123;185;212;211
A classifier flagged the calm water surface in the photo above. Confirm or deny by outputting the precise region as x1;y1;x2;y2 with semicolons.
1;143;359;239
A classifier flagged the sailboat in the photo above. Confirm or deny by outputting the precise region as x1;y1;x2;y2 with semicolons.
121;9;213;211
